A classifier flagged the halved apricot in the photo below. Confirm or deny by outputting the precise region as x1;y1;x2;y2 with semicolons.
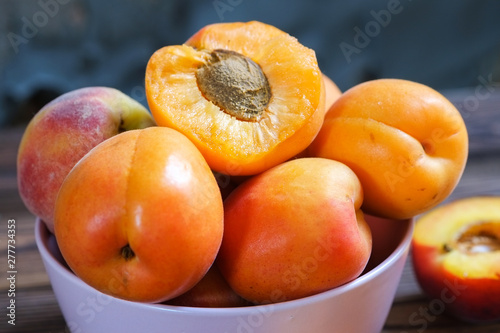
145;21;325;175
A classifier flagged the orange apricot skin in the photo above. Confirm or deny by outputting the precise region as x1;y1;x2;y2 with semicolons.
185;21;285;55
54;127;224;303
165;265;252;308
307;79;468;219
217;158;372;304
322;73;342;111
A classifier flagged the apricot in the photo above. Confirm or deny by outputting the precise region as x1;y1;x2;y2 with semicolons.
412;196;500;322
54;127;224;303
145;21;325;176
217;158;372;304
308;79;468;219
322;73;342;110
17;87;155;233
166;264;252;308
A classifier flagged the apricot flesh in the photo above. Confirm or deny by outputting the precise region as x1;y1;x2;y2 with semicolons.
146;21;325;176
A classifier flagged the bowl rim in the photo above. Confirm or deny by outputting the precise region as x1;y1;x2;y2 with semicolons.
35;216;414;315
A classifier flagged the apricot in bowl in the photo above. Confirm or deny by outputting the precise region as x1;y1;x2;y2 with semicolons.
308;78;468;220
36;214;413;333
145;21;326;176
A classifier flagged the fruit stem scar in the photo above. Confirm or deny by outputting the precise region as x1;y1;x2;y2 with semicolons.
121;244;135;260
118;118;126;133
195;49;271;122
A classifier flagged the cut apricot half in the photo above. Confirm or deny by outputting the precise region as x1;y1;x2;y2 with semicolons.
145;21;325;175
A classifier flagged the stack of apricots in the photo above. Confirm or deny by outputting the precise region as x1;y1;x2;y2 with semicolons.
18;20;495;322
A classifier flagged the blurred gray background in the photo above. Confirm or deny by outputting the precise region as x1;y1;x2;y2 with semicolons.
1;0;500;127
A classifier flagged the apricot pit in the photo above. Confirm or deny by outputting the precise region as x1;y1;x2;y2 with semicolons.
196;49;271;122
453;222;500;254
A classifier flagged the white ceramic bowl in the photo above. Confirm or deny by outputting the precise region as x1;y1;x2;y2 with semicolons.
35;215;413;333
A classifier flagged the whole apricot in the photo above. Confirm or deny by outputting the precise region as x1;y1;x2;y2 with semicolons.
54;127;224;303
308;79;468;219
217;158;372;304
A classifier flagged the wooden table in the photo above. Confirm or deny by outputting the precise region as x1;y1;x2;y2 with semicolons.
1;87;500;332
